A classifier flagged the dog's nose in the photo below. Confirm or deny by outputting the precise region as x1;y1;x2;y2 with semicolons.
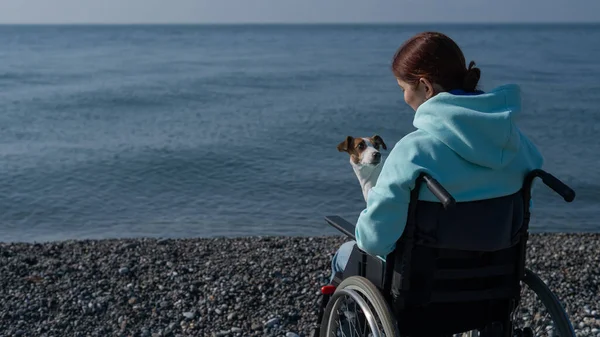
373;152;381;160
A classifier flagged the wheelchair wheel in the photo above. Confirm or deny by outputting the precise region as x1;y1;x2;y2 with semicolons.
320;276;399;337
511;268;576;337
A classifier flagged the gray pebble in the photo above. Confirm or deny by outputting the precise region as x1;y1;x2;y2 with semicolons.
265;317;280;328
121;242;139;250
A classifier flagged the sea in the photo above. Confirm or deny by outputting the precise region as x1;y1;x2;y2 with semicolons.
1;24;599;243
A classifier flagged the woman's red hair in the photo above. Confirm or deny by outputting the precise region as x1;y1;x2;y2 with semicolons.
392;32;481;92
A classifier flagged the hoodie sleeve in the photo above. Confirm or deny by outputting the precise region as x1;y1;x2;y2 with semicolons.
355;136;424;257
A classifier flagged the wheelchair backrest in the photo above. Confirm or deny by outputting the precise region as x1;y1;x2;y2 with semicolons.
387;188;528;334
372;169;573;335
412;191;525;251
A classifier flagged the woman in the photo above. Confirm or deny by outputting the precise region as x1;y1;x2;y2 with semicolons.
330;31;544;281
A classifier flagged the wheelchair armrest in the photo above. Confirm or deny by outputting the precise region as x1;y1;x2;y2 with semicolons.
324;215;356;240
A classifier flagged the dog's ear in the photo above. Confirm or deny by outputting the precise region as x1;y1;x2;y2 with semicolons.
337;136;353;152
371;135;387;150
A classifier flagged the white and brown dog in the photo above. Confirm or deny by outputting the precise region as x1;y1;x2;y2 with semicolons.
337;135;388;202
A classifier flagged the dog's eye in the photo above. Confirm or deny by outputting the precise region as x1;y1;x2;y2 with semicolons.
358;143;365;150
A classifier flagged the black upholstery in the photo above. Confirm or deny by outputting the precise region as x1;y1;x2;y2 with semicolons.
411;191;525;251
390;242;522;335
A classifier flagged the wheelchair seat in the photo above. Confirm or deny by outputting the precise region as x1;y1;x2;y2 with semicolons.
314;169;576;337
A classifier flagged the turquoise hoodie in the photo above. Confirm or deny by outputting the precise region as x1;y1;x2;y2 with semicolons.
355;84;544;258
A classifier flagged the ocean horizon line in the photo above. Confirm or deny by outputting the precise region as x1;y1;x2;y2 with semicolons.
0;21;599;27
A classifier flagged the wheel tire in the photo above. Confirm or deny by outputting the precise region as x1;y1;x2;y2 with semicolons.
320;276;399;337
521;268;576;337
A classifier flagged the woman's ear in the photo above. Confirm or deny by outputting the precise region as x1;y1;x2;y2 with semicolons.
419;78;435;99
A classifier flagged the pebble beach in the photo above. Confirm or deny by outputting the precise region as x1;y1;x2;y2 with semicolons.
1;234;599;337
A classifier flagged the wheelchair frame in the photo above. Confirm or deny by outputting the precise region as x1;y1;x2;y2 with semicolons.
313;169;576;337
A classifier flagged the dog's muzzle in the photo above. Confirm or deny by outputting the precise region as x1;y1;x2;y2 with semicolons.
372;152;381;164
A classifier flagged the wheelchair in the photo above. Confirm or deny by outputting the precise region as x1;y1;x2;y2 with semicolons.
312;169;577;337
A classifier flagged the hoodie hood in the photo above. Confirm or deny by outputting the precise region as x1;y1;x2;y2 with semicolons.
413;84;522;169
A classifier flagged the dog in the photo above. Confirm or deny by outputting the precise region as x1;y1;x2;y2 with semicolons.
337;135;388;202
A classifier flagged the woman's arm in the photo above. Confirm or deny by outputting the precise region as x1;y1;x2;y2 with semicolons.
354;137;423;257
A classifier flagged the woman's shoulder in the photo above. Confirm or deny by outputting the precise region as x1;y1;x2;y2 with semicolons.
392;129;448;156
380;129;452;176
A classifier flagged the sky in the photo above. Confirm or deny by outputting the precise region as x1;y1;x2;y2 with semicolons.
0;0;599;24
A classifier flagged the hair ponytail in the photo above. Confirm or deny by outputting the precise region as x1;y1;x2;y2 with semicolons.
462;61;481;92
